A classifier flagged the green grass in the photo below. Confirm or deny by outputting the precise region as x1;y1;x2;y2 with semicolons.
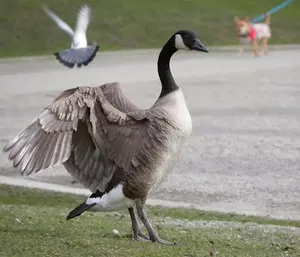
0;0;299;58
0;185;300;257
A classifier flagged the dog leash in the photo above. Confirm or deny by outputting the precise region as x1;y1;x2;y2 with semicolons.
251;0;295;23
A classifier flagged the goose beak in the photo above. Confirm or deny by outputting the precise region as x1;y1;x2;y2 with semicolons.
66;202;96;220
191;39;209;52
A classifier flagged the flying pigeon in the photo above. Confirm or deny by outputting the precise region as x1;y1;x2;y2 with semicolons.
43;4;99;68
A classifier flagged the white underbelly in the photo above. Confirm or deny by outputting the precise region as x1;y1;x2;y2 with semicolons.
87;184;134;212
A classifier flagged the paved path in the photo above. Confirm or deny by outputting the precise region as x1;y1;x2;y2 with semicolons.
0;48;299;220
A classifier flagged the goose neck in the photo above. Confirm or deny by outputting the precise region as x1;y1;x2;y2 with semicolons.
158;40;179;98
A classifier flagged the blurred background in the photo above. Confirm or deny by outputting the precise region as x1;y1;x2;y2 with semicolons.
0;0;299;57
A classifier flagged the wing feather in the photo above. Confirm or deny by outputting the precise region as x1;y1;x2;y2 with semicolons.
3;84;175;193
74;5;91;35
43;5;74;37
101;83;140;112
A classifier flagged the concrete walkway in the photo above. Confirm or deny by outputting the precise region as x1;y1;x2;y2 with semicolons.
0;47;299;220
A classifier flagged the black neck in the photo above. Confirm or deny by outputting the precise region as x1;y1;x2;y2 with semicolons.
158;38;179;98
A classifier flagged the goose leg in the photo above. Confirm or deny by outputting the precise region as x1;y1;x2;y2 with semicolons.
135;200;175;245
128;207;150;241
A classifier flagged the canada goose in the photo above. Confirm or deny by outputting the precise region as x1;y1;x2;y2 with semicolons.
3;30;208;245
43;4;99;68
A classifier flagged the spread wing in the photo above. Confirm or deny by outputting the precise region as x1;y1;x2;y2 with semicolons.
101;83;140;112
74;4;91;37
43;5;74;37
3;84;173;192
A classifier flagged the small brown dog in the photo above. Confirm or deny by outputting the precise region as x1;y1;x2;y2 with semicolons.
234;13;271;57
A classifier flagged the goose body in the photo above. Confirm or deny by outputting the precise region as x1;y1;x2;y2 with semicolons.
3;30;208;244
43;4;99;68
147;89;193;190
65;87;192;217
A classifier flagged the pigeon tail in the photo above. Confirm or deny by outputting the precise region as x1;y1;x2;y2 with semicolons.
54;44;99;68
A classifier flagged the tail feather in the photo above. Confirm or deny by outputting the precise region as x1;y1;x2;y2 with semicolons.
66;202;96;220
67;190;104;221
54;45;99;68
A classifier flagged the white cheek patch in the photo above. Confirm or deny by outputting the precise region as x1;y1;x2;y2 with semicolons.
175;34;189;50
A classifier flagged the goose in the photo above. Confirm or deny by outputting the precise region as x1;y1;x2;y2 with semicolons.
43;4;99;68
3;29;208;245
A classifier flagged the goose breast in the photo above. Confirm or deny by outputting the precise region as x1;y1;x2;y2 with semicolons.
145;89;193;191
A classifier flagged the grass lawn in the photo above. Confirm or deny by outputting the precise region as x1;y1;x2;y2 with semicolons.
0;0;299;58
0;184;299;257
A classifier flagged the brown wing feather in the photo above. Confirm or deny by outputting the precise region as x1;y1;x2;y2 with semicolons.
3;84;175;193
63;120;118;192
100;82;140;112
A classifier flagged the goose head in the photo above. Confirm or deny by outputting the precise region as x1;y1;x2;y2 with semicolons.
173;30;209;52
